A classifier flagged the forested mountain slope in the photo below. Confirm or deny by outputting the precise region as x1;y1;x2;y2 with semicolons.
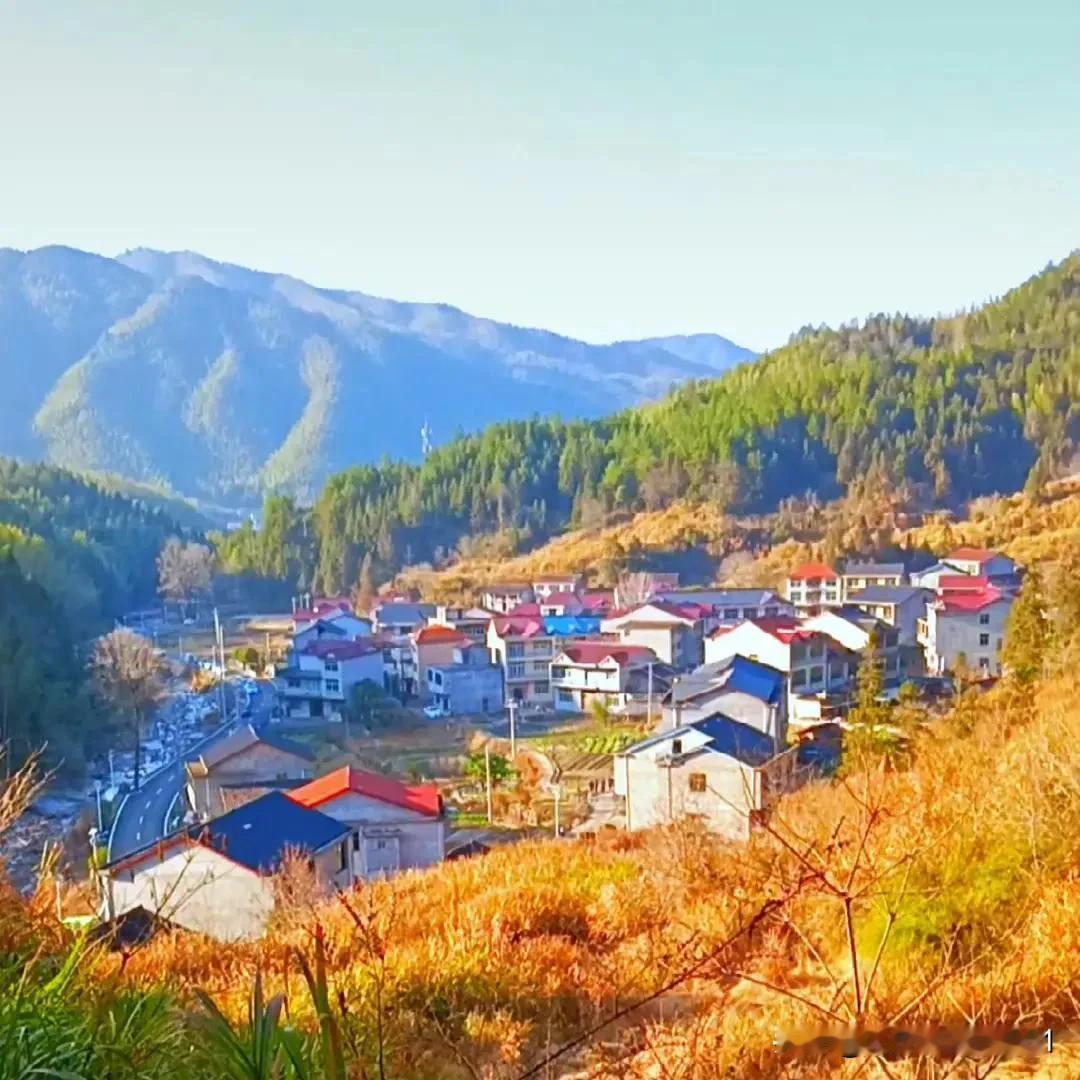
216;252;1080;593
0;245;753;503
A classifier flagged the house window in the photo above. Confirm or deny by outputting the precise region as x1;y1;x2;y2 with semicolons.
533;681;549;694
325;679;341;693
324;660;339;672
741;607;756;618
764;606;778;617
558;689;574;703
288;678;300;688
723;608;739;619
508;662;525;678
979;613;990;626
508;643;524;658
688;773;707;793
551;666;567;679
338;841;349;872
376;839;388;851
352;833;360;851
978;656;990;671
671;739;683;754
979;633;990;647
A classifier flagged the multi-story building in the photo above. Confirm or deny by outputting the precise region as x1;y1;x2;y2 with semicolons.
410;625;471;702
840;562;906;601
918;575;1013;677
549;641;665;714
428;605;493;644
480;583;534;615
276;639;383;721
426;642;505;715
487;613;601;706
801;608;904;684
371;601;436;636
782;563;842;614
532;574;583;600
846;585;931;646
654;588;793;631
704;617;856;722
600;602;707;670
614;716;799;839
943;547;1021;588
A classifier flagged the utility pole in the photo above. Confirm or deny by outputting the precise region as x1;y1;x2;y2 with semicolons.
553;783;561;837
484;741;494;824
94;779;103;833
213;607;227;722
507;698;518;761
108;749;115;787
647;661;654;726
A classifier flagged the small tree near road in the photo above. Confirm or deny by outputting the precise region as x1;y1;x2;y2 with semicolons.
91;628;165;791
157;538;214;620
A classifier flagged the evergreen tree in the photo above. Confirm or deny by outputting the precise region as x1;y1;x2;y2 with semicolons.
1003;568;1049;684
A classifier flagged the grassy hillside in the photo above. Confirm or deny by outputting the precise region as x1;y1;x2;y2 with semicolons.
218;251;1080;595
5;653;1080;1075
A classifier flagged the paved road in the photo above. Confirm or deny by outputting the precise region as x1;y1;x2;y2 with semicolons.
107;683;273;862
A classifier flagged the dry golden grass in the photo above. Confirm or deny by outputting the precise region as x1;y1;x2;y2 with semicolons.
74;667;1080;1078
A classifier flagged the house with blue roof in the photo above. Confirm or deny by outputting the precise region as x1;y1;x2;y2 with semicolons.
614;713;799;839
103;791;354;941
663;655;787;745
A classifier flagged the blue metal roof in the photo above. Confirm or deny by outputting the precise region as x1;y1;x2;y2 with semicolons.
692;714;777;767
543;614;602;636
671;655;784;706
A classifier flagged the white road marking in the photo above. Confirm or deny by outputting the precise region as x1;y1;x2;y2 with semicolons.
155;786;162;795
139;814;145;827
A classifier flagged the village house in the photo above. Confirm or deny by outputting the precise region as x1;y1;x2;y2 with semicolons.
289;765;446;878
663;655;787;746
426;641;504;715
291;597;352;628
580;589;616;615
782;562;842;614
480;583;534;615
654;588;793;632
371;601;436;636
487;612;602;706
549;641;669;715
185;724;315;819
614;715;799;839
846;585;931;646
532;574;583;600
537;592;585;617
943;547;1021;587
918;575;1013;677
276;638;383;721
910;560;966;590
428;605;493;644
801;608;905;684
103;791;353;941
600;602;707;670
411;624;471;702
840;562;907;601
704;617;856;723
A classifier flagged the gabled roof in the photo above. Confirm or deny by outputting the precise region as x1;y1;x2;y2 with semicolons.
107;791;351;876
604;601;703;626
413;625;470;646
692;714;777;767
622;712;778;768
712;616;813;645
935;577;1008;613
668;655;785;706
187;725;315;776
557;641;656;666
374;602;436;624
947;546;1003;563
580;589;615;612
843;562;905;577
293;598;353;623
293;618;348;638
301;639;381;661
848;585;928;604
290;765;443;818
656;588;784;610
491;615;546;638
787;561;839;582
537;590;582;607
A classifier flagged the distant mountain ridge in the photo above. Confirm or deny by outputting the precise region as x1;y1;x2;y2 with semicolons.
0;245;755;503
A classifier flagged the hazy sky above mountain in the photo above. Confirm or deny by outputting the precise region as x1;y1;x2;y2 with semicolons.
2;1;1078;351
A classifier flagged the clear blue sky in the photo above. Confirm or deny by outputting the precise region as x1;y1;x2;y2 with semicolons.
2;1;1078;351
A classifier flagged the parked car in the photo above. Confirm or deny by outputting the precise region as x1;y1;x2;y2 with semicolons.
422;704;446;721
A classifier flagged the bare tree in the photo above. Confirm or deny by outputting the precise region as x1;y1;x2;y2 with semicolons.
616;571;662;609
91;629;165;791
157;538;214;620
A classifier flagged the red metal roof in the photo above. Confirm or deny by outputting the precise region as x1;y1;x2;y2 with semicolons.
936;578;1006;613
301;639;380;661
505;602;543;617
537;590;581;607
558;640;655;666
580;589;614;611
290;766;443;817
947;547;1000;563
787;561;839;582
413;625;470;645
491;616;546;638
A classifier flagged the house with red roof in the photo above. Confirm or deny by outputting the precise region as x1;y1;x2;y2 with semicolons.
782;562;842;613
918;575;1013;677
549;640;672;715
275;638;384;721
487;612;556;705
290;765;446;878
600;602;707;670
411;624;471;702
944;547;1020;585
